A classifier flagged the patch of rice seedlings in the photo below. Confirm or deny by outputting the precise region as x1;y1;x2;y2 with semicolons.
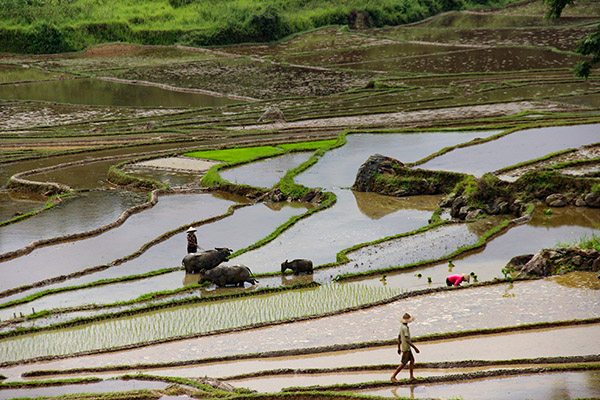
0;283;402;362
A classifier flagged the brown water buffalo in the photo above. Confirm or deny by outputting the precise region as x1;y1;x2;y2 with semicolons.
281;259;313;275
182;248;232;274
198;264;258;287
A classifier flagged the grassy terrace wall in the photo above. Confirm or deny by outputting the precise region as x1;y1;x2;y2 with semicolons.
0;0;519;53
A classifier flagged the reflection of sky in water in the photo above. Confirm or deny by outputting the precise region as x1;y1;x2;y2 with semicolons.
0;379;168;400
352;204;600;290
420;124;600;176
295;130;500;188
221;152;312;188
0;191;147;254
231;189;436;273
10;280;597;371
117;324;600;383
360;371;600;400
0;202;308;318
0;193;234;292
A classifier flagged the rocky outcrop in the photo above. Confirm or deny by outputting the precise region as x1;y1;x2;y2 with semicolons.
545;193;568;207
511;246;600;277
352;153;464;197
257;187;323;204
584;192;600;207
352;154;404;192
258;106;285;123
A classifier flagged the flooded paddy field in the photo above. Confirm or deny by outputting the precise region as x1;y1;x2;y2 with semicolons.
1;1;600;399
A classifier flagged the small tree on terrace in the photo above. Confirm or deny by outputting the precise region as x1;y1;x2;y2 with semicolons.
543;0;599;78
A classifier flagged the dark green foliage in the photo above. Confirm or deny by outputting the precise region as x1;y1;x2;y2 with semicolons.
0;0;521;53
543;0;599;77
573;25;600;78
513;170;595;199
372;166;466;196
247;6;291;42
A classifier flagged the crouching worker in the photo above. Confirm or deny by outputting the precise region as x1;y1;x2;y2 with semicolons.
446;273;470;286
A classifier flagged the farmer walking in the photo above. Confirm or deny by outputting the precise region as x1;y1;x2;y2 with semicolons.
186;227;199;253
391;313;420;382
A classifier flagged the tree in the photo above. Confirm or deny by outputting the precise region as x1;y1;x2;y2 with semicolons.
543;0;599;78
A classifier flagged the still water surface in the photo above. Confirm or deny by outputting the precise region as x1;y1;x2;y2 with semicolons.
0;78;240;108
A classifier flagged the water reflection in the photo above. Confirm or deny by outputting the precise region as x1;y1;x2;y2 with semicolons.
0;191;46;222
0;201;308;318
0;193;235;292
0;379;168;400
0;190;147;254
419;124;600;176
220;152;312;188
355;205;600;290
296;131;500;189
359;371;600;400
231;189;436;274
352;191;441;219
0;78;240;108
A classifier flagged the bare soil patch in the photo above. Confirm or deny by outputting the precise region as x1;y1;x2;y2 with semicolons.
236;101;574;131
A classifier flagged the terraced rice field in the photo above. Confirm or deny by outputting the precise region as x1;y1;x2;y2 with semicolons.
1;1;599;399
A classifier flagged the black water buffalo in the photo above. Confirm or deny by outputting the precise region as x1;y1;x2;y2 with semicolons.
198;264;258;287
281;259;313;275
182;248;232;274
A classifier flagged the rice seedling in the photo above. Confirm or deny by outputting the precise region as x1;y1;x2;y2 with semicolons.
0;283;403;362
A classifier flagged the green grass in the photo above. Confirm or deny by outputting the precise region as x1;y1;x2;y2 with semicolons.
0;0;521;53
185;146;284;162
279;139;337;151
557;233;600;251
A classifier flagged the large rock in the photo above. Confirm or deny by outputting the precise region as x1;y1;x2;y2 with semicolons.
545;193;567;207
513;247;600;277
485;197;509;215
258;106;285;122
352;154;404;192
584;192;600;207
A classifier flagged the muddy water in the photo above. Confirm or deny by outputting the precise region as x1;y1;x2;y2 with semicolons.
341;47;585;73
554;93;600;109
295;130;501;189
230;190;437;273
0;379;168;400
283;42;465;67
359;371;600;399
0;141;208;186
26;159;128;190
351;205;600;290
419;124;600;176
230;369;600;394
0;64;65;83
0;193;235;293
3;278;597;367
0;191;46;222
220;152;312;188
0;78;240;108
0;190;147;254
7;324;599;384
0;202;308;319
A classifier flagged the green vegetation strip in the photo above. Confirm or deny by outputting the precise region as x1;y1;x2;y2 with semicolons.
0;377;102;388
283;364;600;392
0;283;404;363
223;355;600;380
19;316;600;378
0;268;178;312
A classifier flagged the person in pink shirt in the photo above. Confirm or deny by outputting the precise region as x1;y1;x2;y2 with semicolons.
446;273;470;286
